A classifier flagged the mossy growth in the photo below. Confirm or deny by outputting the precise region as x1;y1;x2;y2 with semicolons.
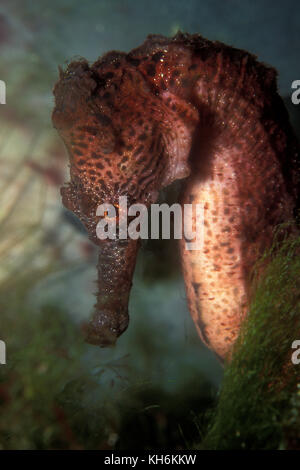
201;228;300;450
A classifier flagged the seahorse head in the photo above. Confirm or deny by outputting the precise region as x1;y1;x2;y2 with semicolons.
52;38;200;346
53;46;199;237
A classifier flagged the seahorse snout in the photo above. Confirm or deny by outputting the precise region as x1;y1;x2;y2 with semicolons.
83;306;129;347
82;238;139;347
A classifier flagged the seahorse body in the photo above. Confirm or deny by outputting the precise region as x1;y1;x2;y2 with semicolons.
52;33;299;360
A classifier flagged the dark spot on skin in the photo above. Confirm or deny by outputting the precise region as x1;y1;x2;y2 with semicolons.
92;152;102;159
78;159;85;166
103;71;114;80
213;264;221;271
121;156;129;163
107;171;113;178
74;149;83;156
152;51;163;63
181;78;190;88
146;64;156;77
192;282;201;293
126;56;140;66
96;162;104;169
98;179;108;191
224;208;230;215
96;113;112;127
195;47;211;61
120;182;129;191
79;126;98;135
188;63;198;71
138;133;147;141
76;142;88;149
172;70;180;78
160;80;167;90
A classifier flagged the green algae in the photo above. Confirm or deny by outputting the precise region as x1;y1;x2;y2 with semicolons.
201;228;300;450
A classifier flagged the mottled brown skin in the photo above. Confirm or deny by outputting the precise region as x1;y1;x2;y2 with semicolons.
52;33;299;358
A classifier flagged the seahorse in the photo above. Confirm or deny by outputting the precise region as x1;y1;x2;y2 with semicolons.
52;33;299;361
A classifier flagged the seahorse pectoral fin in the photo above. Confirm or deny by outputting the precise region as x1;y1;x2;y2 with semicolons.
83;238;140;347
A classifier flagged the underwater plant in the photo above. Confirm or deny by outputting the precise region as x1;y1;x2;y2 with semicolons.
200;231;300;449
52;33;299;362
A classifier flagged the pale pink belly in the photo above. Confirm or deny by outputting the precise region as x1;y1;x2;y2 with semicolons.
180;152;249;361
